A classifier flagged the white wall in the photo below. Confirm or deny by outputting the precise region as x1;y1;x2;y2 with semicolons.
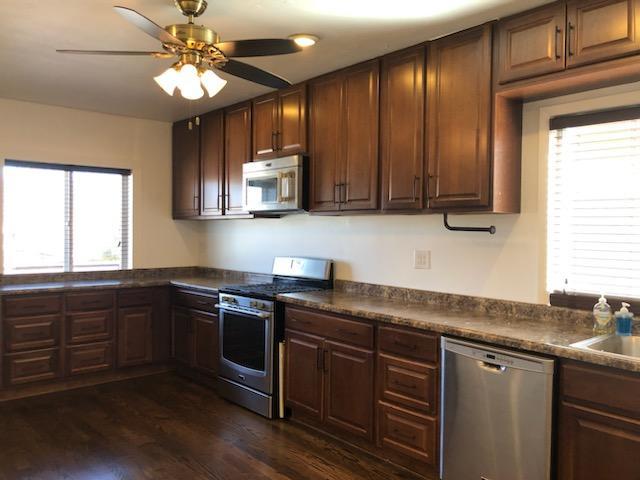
0;98;201;269
201;82;640;304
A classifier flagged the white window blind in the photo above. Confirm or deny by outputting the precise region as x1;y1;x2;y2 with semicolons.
3;161;132;274
547;113;640;300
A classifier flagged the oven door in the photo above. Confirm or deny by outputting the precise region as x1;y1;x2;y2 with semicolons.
242;167;300;212
219;306;274;394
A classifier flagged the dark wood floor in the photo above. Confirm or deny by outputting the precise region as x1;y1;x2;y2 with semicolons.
0;373;419;480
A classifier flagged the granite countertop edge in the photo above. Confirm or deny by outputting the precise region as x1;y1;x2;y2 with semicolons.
277;293;640;374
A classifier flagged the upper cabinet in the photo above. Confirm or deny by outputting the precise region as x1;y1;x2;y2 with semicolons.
380;46;426;211
567;0;640;67
200;110;225;217
498;0;640;83
497;2;567;83
224;101;252;215
309;60;380;212
172;106;252;219
172;119;200;219
252;84;307;160
427;24;493;210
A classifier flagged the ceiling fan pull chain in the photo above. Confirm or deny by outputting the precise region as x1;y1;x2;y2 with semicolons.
195;116;200;126
188;120;193;131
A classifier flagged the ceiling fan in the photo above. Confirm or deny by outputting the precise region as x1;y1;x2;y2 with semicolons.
57;0;314;100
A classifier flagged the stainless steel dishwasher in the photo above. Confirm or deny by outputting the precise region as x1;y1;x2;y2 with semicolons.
440;337;555;480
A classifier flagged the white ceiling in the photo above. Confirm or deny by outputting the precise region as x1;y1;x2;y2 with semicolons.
0;0;553;122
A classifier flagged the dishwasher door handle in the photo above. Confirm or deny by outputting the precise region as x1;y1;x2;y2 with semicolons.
478;361;507;373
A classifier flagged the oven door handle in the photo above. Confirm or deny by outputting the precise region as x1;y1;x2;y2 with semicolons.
215;304;272;319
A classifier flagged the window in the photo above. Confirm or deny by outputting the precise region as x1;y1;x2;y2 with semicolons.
547;107;640;305
3;161;132;274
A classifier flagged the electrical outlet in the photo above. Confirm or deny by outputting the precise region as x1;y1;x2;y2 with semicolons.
413;249;430;270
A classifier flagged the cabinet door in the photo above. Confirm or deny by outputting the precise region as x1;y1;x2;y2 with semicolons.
172;118;200;218
323;340;374;440
279;84;307;155
285;329;324;419
200;110;224;217
558;402;640;480
497;3;567;83
381;47;425;210
252;93;279;160
427;24;492;209
224;102;252;215
117;306;153;367
192;311;219;376
567;0;640;68
172;307;192;366
341;60;380;211
309;74;342;212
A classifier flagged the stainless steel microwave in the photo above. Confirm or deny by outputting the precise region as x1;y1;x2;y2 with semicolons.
242;155;306;213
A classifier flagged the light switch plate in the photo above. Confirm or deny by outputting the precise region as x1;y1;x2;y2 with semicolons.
413;250;430;270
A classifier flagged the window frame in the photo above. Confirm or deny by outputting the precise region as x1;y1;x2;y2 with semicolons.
547;105;640;310
3;160;132;274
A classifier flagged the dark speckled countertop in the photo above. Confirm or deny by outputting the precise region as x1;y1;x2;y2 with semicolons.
278;290;640;373
0;276;251;296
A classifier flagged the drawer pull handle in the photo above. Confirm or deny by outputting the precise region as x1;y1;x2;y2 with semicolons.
392;428;416;441
393;380;417;390
394;340;417;350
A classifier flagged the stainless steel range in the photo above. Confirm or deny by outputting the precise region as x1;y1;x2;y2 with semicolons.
216;257;333;418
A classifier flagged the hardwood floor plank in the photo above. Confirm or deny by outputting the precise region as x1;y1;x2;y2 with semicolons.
0;374;420;480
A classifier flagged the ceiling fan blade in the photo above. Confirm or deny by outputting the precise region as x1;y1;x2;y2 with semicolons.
217;60;292;89
57;49;174;58
214;39;302;57
113;6;186;47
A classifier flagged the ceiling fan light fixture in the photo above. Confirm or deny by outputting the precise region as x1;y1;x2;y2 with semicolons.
200;68;227;98
176;63;204;99
154;65;180;95
288;34;319;48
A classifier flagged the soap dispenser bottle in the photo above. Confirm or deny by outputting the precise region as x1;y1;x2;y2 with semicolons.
615;302;634;336
593;295;613;335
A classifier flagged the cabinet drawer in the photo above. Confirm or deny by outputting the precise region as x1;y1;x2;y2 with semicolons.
379;353;437;414
3;349;61;386
4;315;60;352
67;310;113;344
118;288;154;307
173;289;217;313
66;291;114;312
66;342;113;376
285;307;374;349
378;401;437;466
3;295;62;318
379;326;438;363
562;362;640;416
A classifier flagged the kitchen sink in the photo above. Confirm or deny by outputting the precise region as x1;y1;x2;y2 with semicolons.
571;335;640;358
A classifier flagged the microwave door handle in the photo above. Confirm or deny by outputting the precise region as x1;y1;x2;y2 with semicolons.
277;172;283;203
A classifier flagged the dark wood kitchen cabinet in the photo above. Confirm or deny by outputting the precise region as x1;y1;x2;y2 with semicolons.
567;0;640;68
380;46;426;211
172;118;200;218
225;101;252;215
427;24;492;209
171;288;220;379
558;361;640;480
252;84;307;160
285;306;375;441
200;110;225;217
117;305;153;367
497;2;567;83
309;60;380;212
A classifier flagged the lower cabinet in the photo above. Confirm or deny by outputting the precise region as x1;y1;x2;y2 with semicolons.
171;288;220;379
117;305;153;367
557;361;640;480
0;287;168;391
284;305;439;478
